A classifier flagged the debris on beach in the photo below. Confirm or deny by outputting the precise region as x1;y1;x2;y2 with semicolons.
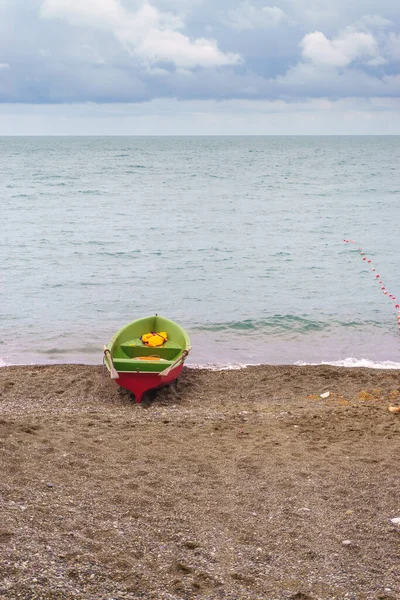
320;391;330;399
388;406;400;413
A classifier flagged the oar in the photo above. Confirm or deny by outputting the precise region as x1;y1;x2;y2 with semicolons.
160;347;191;378
103;346;119;379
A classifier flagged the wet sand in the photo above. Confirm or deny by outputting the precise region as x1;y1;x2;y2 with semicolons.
1;364;399;600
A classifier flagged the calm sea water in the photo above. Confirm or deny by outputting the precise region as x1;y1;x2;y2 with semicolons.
2;136;400;368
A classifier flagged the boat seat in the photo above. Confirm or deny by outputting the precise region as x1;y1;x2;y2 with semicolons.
111;356;173;373
119;339;182;361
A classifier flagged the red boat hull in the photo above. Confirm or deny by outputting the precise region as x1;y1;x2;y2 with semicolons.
115;363;184;403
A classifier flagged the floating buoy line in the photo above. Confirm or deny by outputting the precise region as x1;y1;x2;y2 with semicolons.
344;240;400;332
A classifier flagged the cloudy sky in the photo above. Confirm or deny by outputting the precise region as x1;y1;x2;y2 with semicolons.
1;0;400;134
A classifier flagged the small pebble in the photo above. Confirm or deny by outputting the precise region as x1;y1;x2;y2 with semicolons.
342;540;352;546
390;517;400;525
46;483;55;488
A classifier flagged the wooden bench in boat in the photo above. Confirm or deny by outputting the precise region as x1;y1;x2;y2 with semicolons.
110;339;183;373
119;339;182;360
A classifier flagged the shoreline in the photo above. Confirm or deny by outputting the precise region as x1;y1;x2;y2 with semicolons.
1;364;399;599
2;357;400;370
3;326;400;370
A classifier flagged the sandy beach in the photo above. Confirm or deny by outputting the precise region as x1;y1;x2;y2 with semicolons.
0;364;399;600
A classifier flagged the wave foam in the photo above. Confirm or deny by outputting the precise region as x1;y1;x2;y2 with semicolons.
188;363;249;371
0;357;10;367
295;358;400;369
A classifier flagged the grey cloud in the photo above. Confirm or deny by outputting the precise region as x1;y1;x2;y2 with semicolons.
0;0;399;104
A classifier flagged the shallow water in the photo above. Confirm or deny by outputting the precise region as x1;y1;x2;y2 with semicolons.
2;136;400;367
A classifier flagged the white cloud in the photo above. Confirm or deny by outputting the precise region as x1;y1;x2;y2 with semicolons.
40;0;241;69
0;63;10;69
301;29;382;68
225;2;288;31
268;16;399;99
136;33;239;68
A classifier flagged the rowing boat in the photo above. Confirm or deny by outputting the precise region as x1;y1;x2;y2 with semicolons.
104;315;191;403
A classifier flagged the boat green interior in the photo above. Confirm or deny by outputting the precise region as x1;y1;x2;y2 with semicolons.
107;315;191;373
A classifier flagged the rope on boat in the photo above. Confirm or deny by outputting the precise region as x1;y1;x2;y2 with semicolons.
344;240;400;332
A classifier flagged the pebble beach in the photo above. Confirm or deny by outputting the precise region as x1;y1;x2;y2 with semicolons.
1;364;399;600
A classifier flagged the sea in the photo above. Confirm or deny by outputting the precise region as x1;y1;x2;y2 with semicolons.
2;136;400;369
